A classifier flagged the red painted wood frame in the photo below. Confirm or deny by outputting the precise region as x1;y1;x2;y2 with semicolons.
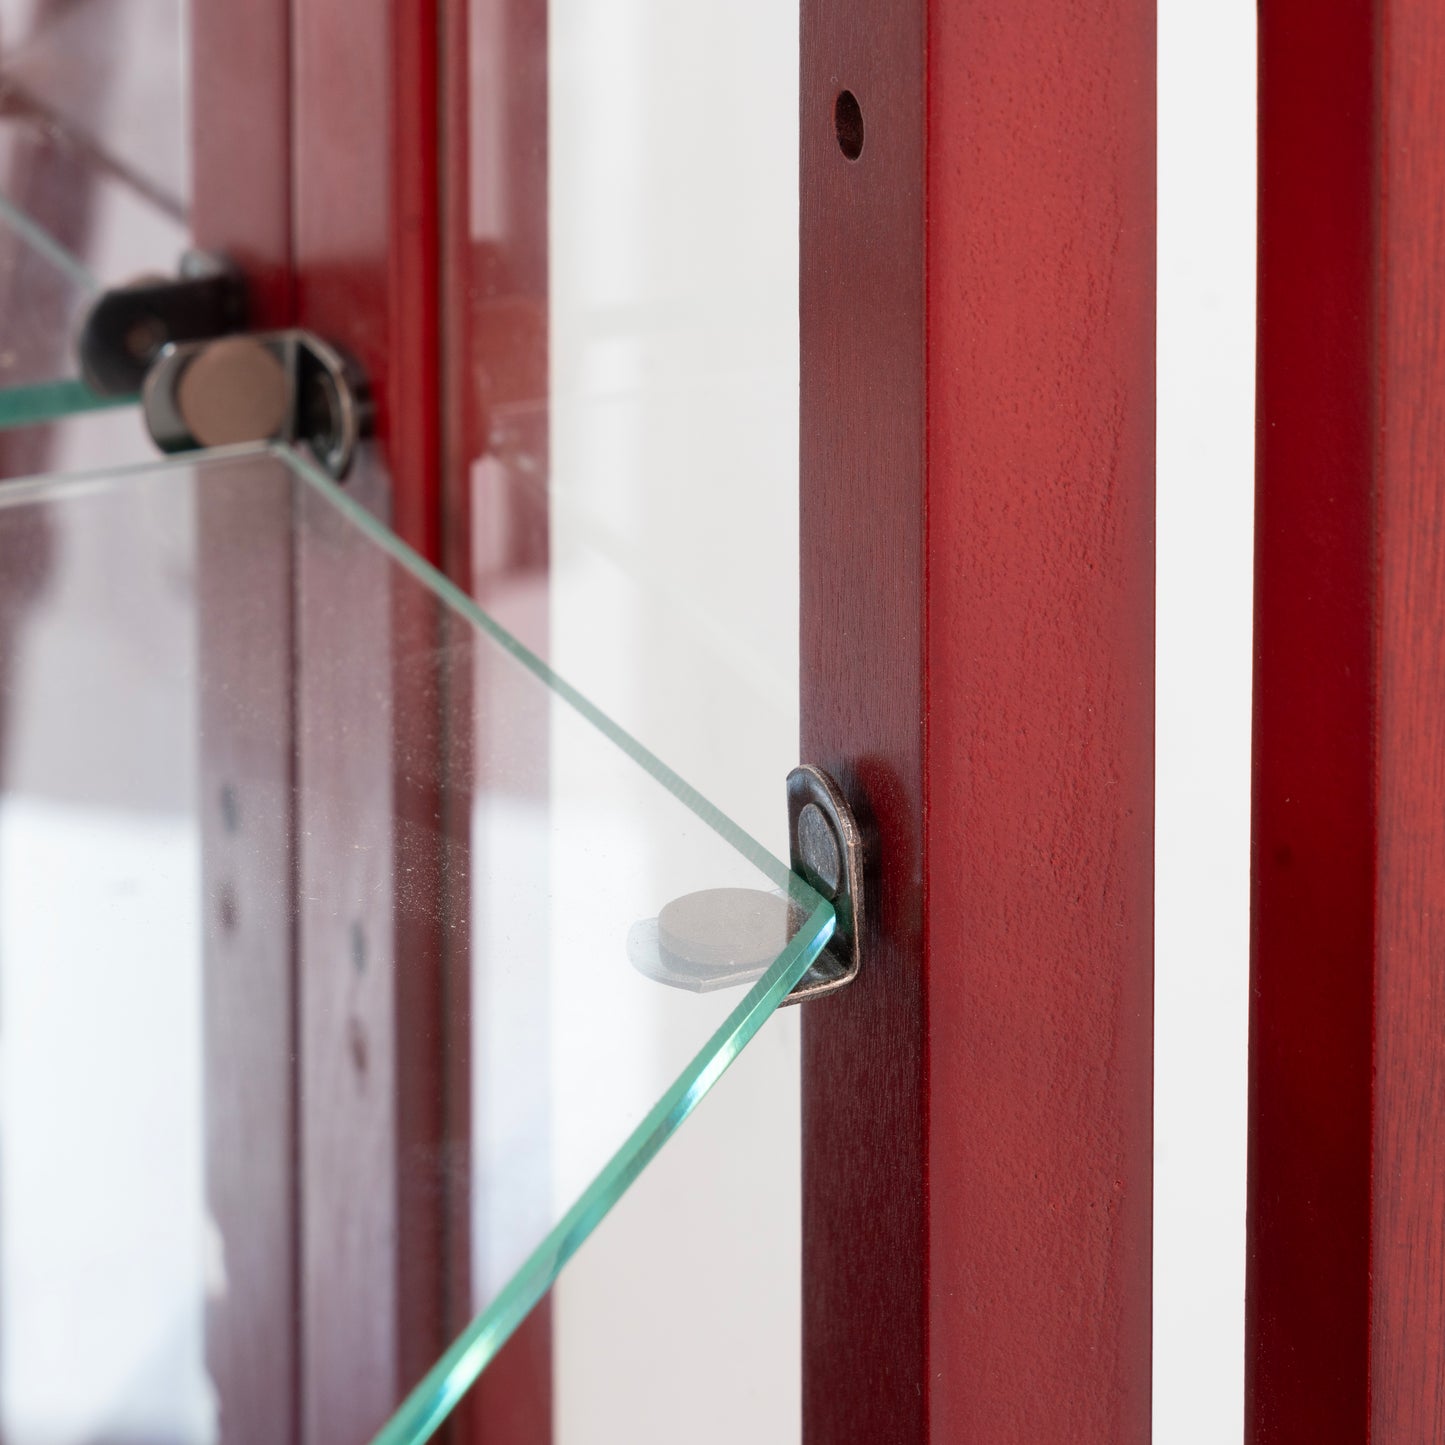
193;0;555;1436
193;0;1155;1436
1250;2;1445;1439
799;2;1155;1440
439;0;554;1437
194;0;454;1435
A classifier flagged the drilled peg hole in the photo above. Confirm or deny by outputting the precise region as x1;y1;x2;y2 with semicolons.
834;90;864;160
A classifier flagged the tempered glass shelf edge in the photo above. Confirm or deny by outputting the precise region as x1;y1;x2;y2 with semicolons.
278;441;802;893
0;378;134;430
0;438;267;507
373;910;831;1445
1;437;803;894
284;442;834;1438
0;440;832;1441
0;187;141;430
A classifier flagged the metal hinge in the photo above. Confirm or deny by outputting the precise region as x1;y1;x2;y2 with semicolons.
78;252;372;479
628;765;864;1005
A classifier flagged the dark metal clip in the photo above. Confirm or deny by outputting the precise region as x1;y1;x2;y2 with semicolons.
779;765;864;1005
78;251;247;399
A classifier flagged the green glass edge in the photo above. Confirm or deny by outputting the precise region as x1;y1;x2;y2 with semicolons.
0;380;134;430
276;440;833;1443
0;190;129;430
372;907;832;1445
277;442;802;895
0;440;267;510
0;441;805;899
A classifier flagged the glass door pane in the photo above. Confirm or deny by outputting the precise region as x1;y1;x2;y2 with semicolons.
443;0;803;1438
0;443;831;1443
0;0;188;428
0;1;809;1436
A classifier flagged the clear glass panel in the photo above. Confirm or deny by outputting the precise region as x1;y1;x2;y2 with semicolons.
0;0;189;428
0;442;831;1444
0;0;189;210
446;4;804;1435
0;192;120;424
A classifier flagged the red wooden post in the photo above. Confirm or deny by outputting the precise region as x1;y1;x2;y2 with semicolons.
193;0;555;1435
440;0;554;1435
288;1;452;1434
800;1;1155;1440
190;0;292;326
197;468;301;1444
191;8;300;1439
1250;1;1445;1437
193;0;457;1435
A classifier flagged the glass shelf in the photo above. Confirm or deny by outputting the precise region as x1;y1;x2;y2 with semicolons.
0;442;831;1443
0;190;128;427
0;61;188;432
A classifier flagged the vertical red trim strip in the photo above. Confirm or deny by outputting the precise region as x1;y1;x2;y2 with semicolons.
1252;0;1445;1436
385;0;442;562
799;1;928;1436
191;0;293;325
190;7;299;1438
1249;5;1375;1439
924;3;1156;1438
1373;5;1445;1434
292;0;440;559
800;2;1154;1440
441;0;554;1436
289;0;450;1430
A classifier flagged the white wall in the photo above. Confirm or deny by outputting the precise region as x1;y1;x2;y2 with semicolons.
1156;4;1256;1439
546;2;803;1441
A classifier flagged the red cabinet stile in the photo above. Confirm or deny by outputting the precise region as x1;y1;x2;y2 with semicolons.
1251;1;1445;1437
800;2;1156;1441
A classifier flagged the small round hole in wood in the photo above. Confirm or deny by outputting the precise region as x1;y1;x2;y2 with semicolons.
835;89;864;160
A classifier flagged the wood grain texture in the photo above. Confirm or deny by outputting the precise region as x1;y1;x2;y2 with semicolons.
1252;0;1445;1437
1373;5;1445;1435
924;2;1155;1439
800;1;1154;1440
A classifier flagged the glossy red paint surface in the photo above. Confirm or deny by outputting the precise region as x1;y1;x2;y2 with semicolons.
1251;1;1445;1437
800;1;1154;1440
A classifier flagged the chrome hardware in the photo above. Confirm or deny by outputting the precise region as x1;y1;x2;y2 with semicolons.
78;256;372;479
628;765;865;1004
142;330;371;479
